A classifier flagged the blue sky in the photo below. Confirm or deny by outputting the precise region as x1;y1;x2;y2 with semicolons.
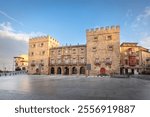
0;0;150;70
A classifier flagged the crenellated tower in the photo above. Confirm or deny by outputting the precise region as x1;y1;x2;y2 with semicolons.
28;35;60;75
86;25;120;75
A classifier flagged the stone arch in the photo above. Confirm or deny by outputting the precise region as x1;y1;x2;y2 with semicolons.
51;67;55;74
100;67;106;74
64;67;69;75
36;68;39;74
15;67;21;71
22;67;26;70
80;67;85;74
72;67;77;74
57;67;61;74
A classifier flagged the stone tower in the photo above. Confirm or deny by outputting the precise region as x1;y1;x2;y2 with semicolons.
28;35;59;75
86;26;120;76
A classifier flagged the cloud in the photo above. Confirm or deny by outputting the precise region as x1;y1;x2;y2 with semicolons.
140;36;150;49
132;7;150;29
0;22;46;70
126;9;133;18
0;22;46;42
130;7;150;49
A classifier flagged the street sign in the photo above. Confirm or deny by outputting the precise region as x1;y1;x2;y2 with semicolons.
86;64;91;70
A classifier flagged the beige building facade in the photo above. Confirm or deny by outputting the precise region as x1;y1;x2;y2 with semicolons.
86;26;120;75
28;36;59;74
120;42;150;74
28;26;121;75
49;45;86;75
14;54;28;71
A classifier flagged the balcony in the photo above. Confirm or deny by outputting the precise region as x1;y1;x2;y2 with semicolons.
146;58;150;62
94;60;101;65
31;63;35;67
79;61;86;65
57;61;62;65
64;60;70;65
50;61;55;65
105;61;112;65
128;51;137;57
72;61;77;65
40;63;44;66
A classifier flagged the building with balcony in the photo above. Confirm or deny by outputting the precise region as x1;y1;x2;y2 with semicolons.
28;25;121;75
120;42;150;74
86;26;120;75
14;54;28;71
49;45;86;75
28;35;60;74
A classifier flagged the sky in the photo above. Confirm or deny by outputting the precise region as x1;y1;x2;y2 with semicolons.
0;0;150;70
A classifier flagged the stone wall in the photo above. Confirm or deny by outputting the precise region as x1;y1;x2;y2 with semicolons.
86;26;120;76
49;45;86;75
28;36;59;74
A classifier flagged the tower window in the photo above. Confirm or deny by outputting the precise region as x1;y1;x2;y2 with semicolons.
31;52;34;56
40;43;44;47
94;36;98;40
32;44;36;48
92;47;96;52
107;35;112;40
42;51;45;55
108;45;113;51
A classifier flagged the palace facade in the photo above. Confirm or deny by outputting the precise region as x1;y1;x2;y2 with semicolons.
49;45;86;75
28;25;120;75
120;42;150;74
27;25;150;75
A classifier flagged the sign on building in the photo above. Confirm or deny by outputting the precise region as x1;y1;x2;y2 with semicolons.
86;64;91;70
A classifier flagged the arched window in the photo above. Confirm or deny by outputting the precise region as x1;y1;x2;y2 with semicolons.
72;67;77;74
57;67;61;74
64;67;69;75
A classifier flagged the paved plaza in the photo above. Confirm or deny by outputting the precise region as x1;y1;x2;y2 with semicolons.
0;75;150;100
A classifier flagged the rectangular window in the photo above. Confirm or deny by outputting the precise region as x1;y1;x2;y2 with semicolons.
51;51;54;55
125;59;128;65
32;44;36;48
108;45;113;51
92;47;96;52
136;59;139;65
81;48;84;51
42;51;45;55
106;35;112;40
31;52;34;56
58;50;61;54
72;49;76;54
94;36;98;40
40;43;44;47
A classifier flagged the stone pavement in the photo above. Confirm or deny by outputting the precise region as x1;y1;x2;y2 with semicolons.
0;75;150;100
